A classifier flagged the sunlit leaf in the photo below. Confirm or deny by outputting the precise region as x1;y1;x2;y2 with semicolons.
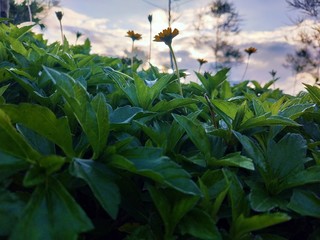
0;103;74;157
0;109;40;163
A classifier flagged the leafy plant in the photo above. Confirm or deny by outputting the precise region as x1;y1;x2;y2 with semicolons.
1;23;320;240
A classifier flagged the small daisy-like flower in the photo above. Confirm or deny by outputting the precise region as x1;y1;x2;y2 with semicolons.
269;69;277;78
76;31;82;39
154;27;179;46
244;47;257;55
197;58;208;72
55;11;63;21
197;58;208;65
126;30;142;41
241;47;257;81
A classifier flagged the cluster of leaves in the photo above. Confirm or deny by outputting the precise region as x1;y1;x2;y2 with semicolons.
1;22;320;240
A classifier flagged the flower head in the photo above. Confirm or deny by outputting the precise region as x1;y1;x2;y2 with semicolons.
76;31;82;39
269;69;277;78
148;14;153;24
126;30;142;41
197;58;208;66
154;27;179;46
244;47;257;56
55;11;63;21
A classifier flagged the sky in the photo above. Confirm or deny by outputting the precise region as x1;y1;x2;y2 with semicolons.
29;0;317;94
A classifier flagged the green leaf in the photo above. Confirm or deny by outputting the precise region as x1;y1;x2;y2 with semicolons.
23;156;65;187
288;189;320;218
10;178;93;240
148;186;199;238
179;208;222;240
220;80;233;99
196;68;229;97
279;103;314;119
23;165;47;187
134;74;153;109
0;84;9;96
16;124;55;155
248;182;288;212
90;93;110;157
238;114;300;131
109;105;144;124
135;121;168;148
44;67;109;158
211;99;236;128
280;166;320;191
0;189;26;236
232;101;247;130
0;151;28;181
167;120;186;152
209;152;254;171
111;147;201;195
10;38;28;56
267;133;306;180
172;114;211;158
38;155;66;175
0;104;74;157
0;109;40;163
304;83;320;105
231;213;291;239
69;158;120;219
233;131;266;175
223;169;249;221
252;98;266;116
151;98;198;112
7;69;49;105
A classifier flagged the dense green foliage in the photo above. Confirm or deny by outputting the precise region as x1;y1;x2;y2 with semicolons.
1;22;320;240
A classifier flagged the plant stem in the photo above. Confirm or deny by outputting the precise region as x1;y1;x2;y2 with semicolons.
27;0;32;22
131;40;134;69
168;44;183;96
149;23;152;62
204;93;217;128
241;55;250;81
59;20;64;43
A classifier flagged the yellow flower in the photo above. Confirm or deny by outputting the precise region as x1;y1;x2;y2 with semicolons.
197;58;208;65
126;30;142;41
244;47;257;55
154;27;179;46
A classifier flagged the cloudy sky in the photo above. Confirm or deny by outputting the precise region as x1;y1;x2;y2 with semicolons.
32;0;316;94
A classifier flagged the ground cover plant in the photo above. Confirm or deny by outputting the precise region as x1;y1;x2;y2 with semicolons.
0;22;320;240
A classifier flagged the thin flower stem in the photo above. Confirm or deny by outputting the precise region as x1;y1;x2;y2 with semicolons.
131;40;134;69
241;55;250;81
168;44;183;96
149;24;152;62
59;21;64;43
27;0;32;22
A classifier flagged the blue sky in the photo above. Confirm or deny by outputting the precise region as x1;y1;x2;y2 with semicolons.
35;0;314;94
